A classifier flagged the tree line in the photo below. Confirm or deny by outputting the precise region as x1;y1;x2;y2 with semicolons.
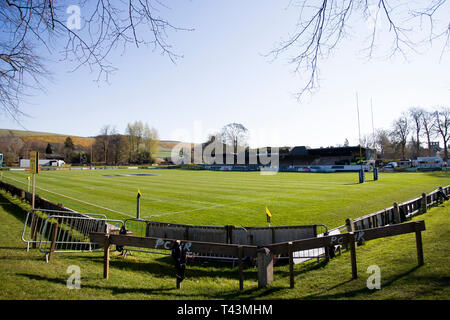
0;121;160;166
358;106;449;161
92;121;159;166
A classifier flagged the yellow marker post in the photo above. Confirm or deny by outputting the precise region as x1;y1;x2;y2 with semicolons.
137;189;142;219
265;206;272;227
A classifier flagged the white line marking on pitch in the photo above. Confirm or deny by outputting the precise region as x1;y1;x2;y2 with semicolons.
3;175;135;218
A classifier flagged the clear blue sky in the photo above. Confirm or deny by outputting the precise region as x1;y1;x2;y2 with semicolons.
1;0;449;148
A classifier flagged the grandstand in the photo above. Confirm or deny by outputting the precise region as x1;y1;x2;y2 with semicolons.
200;145;375;172
280;146;374;167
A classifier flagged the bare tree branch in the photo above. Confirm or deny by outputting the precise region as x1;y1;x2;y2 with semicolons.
0;0;192;122
268;0;449;101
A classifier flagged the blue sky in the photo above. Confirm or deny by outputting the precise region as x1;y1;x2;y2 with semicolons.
1;0;449;148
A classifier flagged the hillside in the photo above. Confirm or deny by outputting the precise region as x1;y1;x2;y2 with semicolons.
0;129;95;148
0;128;188;159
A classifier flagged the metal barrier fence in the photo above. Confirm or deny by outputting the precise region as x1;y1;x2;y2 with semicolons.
38;214;124;262
122;218;328;263
21;209;124;262
22;209;108;250
121;218;170;257
146;221;327;246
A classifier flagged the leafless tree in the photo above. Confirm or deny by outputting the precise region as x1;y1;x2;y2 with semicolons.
0;1;191;121
359;133;374;149
409;107;424;157
0;134;23;165
221;123;249;154
421;109;436;156
142;123;160;158
391;114;410;159
96;125;116;164
268;0;450;99
375;128;395;157
433;106;450;162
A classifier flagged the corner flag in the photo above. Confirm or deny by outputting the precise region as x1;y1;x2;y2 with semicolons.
137;189;142;198
265;206;272;224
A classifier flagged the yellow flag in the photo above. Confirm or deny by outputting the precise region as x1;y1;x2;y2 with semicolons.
137;189;142;197
265;206;272;224
27;176;30;181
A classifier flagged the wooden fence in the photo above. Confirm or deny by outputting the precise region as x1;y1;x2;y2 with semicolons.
90;232;259;290
268;220;426;288
344;185;448;232
89;220;426;291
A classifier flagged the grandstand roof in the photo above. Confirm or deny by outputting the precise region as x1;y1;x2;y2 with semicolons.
289;145;371;157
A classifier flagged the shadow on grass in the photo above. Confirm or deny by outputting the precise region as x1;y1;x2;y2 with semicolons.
71;254;261;283
302;265;424;299
0;192;29;224
16;273;176;295
70;251;331;285
16;272;286;299
342;179;378;186
0;246;29;250
423;172;450;179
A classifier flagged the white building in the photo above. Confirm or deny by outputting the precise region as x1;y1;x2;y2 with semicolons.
19;159;65;167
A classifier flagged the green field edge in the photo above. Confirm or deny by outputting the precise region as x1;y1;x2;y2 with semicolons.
0;189;449;300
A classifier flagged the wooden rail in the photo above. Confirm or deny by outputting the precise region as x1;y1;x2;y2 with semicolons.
267;220;426;287
90;220;426;290
90;232;258;290
350;185;448;231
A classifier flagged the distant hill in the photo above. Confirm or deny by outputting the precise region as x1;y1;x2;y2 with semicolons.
0;129;188;159
0;129;95;148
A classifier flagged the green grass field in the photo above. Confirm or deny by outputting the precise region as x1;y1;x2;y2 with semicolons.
0;169;449;300
1;169;448;230
0;184;449;300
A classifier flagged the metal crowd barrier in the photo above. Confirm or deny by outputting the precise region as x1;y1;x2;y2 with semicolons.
120;218;170;257
22;209;123;262
22;209;108;251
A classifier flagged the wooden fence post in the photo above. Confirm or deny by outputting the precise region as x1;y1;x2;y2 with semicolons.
257;247;273;288
30;213;38;249
48;222;59;263
438;187;444;204
238;246;244;291
421;193;427;214
345;218;356;249
346;218;355;232
288;242;294;289
349;233;358;279
103;234;110;279
415;223;424;266
393;203;401;224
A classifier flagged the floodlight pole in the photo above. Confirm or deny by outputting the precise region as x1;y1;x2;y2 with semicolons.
356;93;364;184
371;98;378;181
